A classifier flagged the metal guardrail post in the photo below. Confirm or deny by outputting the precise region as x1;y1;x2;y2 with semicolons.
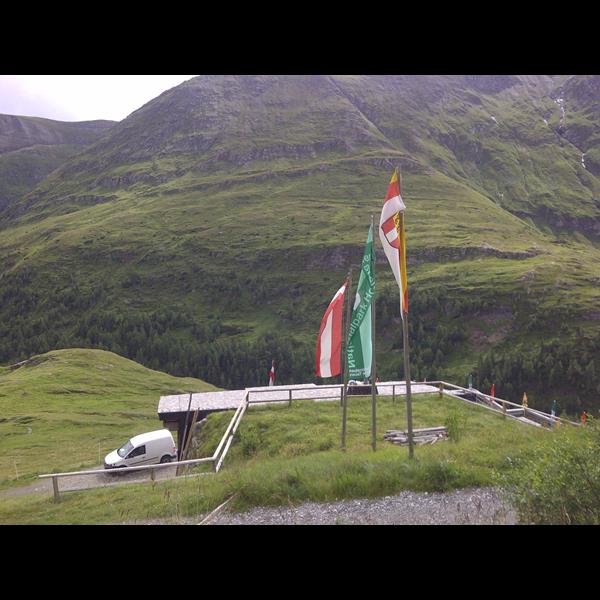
439;383;443;399
52;476;60;502
392;384;395;404
289;389;292;407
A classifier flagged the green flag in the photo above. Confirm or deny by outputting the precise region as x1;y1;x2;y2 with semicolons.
347;224;375;380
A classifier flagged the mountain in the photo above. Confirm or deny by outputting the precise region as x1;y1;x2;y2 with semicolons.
1;75;599;413
0;114;115;213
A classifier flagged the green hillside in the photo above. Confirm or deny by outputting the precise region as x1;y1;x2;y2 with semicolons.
0;114;115;213
0;75;599;414
0;348;216;489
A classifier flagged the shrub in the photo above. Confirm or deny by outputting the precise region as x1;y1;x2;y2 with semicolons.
419;461;460;491
240;429;262;457
498;420;600;524
318;438;334;452
445;408;468;443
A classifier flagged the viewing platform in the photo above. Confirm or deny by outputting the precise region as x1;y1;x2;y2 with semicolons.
158;382;440;451
157;380;577;454
158;381;440;417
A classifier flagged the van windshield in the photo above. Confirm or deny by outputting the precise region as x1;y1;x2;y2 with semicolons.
117;440;134;458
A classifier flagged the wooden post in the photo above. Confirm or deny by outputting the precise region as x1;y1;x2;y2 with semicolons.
179;392;194;456
392;384;396;405
370;213;377;452
502;400;507;418
178;403;200;476
439;383;443;399
289;389;292;407
341;270;352;451
52;476;60;502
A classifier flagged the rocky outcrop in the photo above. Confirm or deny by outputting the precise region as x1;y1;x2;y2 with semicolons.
515;207;600;239
304;244;541;271
95;172;172;189
464;75;520;94
213;139;353;165
408;245;542;265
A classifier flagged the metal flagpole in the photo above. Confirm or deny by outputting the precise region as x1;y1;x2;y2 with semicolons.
371;214;377;452
402;309;414;458
340;269;352;407
339;274;350;397
398;169;415;459
341;269;352;451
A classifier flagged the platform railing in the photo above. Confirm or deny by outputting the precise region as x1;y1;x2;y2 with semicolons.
426;380;580;427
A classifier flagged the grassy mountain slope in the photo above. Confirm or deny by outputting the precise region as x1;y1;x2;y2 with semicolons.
1;75;599;412
0;114;115;213
330;75;600;234
0;348;216;488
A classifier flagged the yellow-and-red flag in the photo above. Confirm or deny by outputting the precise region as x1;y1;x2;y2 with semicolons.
379;169;408;317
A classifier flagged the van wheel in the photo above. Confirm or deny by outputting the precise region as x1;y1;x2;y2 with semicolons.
160;455;172;464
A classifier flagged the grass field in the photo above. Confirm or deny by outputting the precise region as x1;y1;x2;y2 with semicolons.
0;367;558;523
0;348;216;490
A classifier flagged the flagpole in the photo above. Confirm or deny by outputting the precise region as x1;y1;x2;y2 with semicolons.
341;269;352;451
402;308;414;458
398;169;415;459
370;214;377;452
340;271;351;401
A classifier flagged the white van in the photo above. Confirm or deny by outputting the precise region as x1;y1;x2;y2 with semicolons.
104;429;177;470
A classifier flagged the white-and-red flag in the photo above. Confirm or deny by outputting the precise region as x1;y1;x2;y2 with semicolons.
379;170;408;317
268;360;276;386
316;278;349;378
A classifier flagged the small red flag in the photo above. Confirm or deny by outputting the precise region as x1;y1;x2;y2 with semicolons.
268;360;275;386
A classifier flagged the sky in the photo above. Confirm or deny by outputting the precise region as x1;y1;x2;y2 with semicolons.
0;75;197;122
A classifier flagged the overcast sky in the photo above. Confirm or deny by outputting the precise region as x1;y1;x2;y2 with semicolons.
0;75;197;122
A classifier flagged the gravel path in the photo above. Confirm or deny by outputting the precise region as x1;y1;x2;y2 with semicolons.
208;487;517;525
130;487;517;525
0;464;178;498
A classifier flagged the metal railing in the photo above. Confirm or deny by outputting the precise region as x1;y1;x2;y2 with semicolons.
247;384;344;406
427;380;580;428
214;392;248;472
